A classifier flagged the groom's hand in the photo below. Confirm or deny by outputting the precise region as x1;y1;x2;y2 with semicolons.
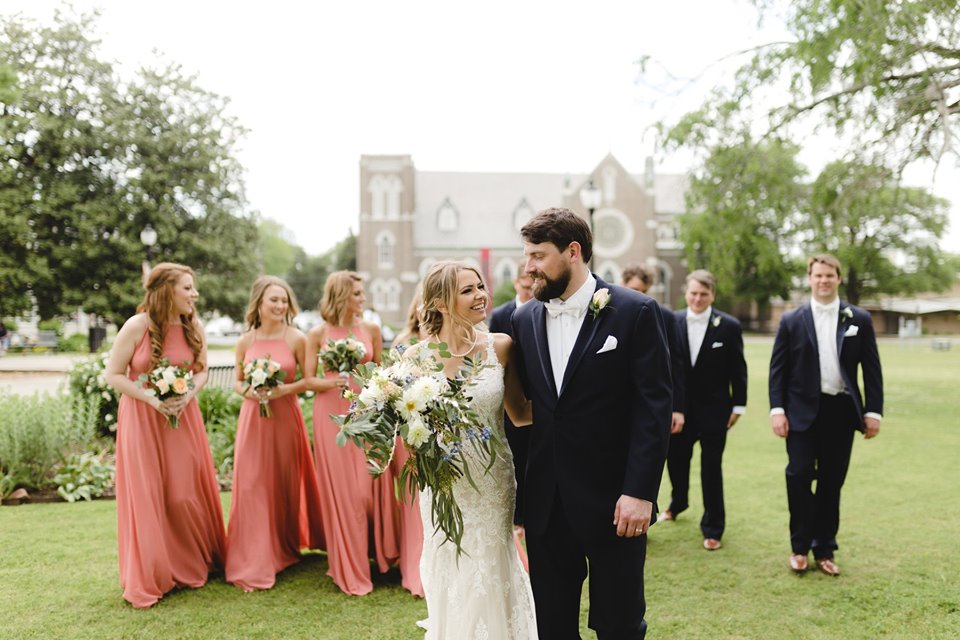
613;495;653;538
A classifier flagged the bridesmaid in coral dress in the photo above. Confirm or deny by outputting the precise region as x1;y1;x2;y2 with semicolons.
105;263;226;608
305;271;422;597
225;276;325;591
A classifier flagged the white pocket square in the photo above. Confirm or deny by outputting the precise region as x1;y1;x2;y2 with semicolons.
711;341;723;349
596;335;618;354
844;325;859;337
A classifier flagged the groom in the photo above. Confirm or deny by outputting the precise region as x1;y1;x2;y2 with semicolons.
511;207;672;639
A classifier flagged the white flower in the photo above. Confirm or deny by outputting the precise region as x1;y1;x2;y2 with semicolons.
358;383;385;406
712;315;721;327
250;368;268;388
244;362;254;375
589;288;612;319
155;379;170;395
841;307;854;320
405;415;431;448
161;367;177;385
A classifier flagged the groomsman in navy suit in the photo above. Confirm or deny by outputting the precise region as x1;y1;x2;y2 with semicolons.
622;264;686;437
661;270;747;551
488;265;535;530
512;208;671;639
769;254;883;576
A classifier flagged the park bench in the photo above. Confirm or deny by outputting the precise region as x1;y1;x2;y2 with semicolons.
17;330;60;352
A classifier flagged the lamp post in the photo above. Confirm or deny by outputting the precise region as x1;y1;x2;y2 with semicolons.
140;223;158;286
579;179;602;271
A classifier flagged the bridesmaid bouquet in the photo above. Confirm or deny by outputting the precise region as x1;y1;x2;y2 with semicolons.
137;359;194;428
243;356;286;418
318;337;367;376
334;344;501;555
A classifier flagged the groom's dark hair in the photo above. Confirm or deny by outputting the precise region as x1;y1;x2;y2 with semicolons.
521;207;593;263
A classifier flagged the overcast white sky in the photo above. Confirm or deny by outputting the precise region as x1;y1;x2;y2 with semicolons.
6;0;960;255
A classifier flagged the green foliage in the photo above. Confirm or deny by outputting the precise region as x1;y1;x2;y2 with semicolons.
806;160;955;303
0;9;259;322
197;386;243;488
57;333;89;353
0;391;101;490
286;251;331;312
680;136;804;309
259;219;299;276
66;352;119;437
53;450;115;502
492;280;516;307
657;0;960;166
37;318;63;334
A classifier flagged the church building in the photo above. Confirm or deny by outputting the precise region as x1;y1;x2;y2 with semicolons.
356;154;689;327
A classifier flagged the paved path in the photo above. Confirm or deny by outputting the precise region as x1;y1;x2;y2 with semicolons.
0;349;236;396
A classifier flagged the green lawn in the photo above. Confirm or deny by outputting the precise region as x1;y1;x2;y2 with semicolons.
1;340;958;639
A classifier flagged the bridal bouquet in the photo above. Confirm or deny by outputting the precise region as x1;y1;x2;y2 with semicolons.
137;359;194;428
319;337;367;376
335;344;500;555
243;356;286;417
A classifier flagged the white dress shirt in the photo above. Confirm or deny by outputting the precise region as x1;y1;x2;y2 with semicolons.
545;274;596;393
811;297;845;396
770;298;881;421
686;307;712;367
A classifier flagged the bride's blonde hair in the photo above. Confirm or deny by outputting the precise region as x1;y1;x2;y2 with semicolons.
420;261;486;339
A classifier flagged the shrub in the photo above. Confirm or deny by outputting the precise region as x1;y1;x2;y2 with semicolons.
67;352;119;436
197;386;243;488
54;451;116;502
0;391;102;491
37;318;63;334
57;333;89;353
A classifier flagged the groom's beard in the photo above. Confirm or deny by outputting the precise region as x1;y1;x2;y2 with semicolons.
531;267;571;302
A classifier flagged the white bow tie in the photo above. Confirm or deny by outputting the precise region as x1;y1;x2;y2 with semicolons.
544;301;583;319
814;305;835;316
688;314;709;325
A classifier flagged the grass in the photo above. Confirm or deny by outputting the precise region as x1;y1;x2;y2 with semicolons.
1;339;958;639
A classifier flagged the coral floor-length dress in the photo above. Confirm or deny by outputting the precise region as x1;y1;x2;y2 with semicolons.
115;324;226;608
225;335;325;591
313;324;423;596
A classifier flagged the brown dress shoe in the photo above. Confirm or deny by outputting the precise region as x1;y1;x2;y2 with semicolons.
789;553;809;573
657;510;675;523
703;538;722;551
816;558;841;576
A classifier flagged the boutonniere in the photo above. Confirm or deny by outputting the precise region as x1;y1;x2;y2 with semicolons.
589;288;612;320
712;315;721;328
840;307;853;321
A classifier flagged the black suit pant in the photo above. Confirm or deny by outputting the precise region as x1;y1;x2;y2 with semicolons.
665;421;727;540
526;494;647;640
785;394;857;558
503;419;530;526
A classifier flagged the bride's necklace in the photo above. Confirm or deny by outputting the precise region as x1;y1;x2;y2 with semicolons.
435;330;478;358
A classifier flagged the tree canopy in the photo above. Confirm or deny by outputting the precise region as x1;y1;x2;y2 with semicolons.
0;9;259;321
661;0;960;168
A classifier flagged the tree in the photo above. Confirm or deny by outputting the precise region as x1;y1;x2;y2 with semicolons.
0;9;259;322
659;0;960;168
678;136;806;316
806;160;954;303
259;219;300;277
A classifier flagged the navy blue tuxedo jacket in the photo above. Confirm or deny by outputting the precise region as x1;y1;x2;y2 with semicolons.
768;301;883;432
488;299;517;336
511;278;672;539
675;308;747;429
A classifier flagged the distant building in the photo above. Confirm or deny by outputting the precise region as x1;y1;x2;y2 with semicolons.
356;154;690;326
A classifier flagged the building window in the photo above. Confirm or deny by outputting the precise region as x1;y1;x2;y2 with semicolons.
369;175;386;219
437;198;458;232
385;280;401;311
376;231;396;270
385;175;403;219
512;199;534;232
370;279;387;310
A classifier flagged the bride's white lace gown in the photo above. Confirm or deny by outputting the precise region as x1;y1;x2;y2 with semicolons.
417;335;538;639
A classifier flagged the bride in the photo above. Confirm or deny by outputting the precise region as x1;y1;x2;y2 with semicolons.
406;261;537;639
